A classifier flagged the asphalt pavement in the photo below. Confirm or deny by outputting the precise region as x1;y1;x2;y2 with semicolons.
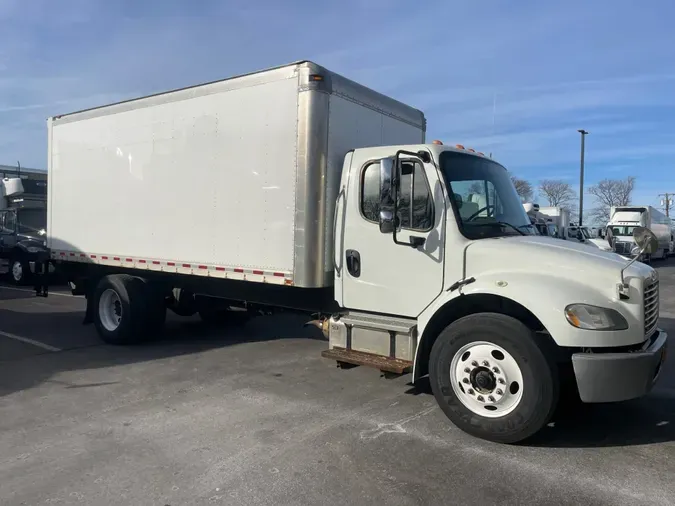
0;263;674;506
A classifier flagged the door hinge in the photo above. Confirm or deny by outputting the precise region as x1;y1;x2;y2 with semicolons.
447;277;476;292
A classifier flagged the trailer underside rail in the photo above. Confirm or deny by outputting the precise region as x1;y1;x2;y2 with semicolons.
322;347;412;374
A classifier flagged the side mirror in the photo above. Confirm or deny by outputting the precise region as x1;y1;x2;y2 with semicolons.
606;227;614;246
633;226;658;254
576;230;583;241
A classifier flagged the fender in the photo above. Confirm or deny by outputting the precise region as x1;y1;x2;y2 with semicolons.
412;270;645;380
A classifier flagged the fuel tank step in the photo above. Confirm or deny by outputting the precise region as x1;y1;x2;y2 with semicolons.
321;347;412;374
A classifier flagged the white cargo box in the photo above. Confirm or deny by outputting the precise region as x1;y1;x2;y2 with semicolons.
48;61;425;288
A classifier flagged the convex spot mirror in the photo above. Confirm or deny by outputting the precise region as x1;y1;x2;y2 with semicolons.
633;226;658;254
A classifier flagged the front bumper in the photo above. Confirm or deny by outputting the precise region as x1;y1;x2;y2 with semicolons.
572;328;668;403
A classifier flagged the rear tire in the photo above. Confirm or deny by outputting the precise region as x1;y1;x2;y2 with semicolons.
92;274;164;345
429;313;559;444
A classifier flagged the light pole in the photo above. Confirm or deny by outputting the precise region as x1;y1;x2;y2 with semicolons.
578;129;589;226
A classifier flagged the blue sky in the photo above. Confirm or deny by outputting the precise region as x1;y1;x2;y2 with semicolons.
1;0;674;217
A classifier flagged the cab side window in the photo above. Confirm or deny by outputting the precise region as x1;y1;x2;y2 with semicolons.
361;161;434;231
0;211;14;233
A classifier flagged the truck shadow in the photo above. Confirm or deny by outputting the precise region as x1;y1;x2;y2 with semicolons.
0;305;325;399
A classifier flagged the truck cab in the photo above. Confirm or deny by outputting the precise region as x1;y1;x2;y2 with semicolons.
330;141;667;443
0;178;50;284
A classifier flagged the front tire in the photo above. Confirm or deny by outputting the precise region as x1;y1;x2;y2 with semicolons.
8;257;31;285
429;313;559;444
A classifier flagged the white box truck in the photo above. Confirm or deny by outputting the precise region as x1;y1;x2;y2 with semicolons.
41;61;668;444
608;206;671;261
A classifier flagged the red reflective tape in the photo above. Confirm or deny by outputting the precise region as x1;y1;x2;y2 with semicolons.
167;262;175;266
91;255;97;258
182;263;191;268
198;265;207;270
113;257;120;261
252;270;264;275
152;261;160;265
79;254;86;257
69;253;75;256
215;267;225;271
102;256;109;260
234;268;244;273
125;258;133;262
60;252;66;256
273;272;284;277
138;259;146;264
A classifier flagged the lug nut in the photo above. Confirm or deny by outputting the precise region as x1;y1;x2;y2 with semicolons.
492;367;500;374
477;395;485;402
496;389;503;395
467;389;474;395
462;378;469;384
464;367;471;373
488;395;495;402
471;361;478;367
482;360;490;367
498;378;505;385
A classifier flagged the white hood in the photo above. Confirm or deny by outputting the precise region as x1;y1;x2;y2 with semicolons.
465;235;652;287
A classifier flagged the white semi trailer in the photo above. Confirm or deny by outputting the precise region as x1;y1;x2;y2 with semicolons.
41;61;668;444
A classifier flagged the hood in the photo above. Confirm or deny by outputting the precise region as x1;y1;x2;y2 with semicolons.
585;238;612;251
465;235;652;287
17;232;47;248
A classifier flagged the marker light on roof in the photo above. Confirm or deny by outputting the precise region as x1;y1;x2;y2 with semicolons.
468;148;476;153
432;140;443;145
455;144;465;149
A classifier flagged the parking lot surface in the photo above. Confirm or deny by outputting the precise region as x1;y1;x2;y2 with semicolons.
0;264;674;506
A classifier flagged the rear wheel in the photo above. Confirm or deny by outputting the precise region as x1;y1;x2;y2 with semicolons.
429;313;559;444
93;274;165;345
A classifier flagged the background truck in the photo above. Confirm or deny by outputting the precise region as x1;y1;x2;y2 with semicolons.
537;206;570;239
608;205;671;261
44;61;668;444
0;177;51;284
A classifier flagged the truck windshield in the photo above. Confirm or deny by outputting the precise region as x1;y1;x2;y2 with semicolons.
17;209;46;234
609;225;636;237
439;151;535;239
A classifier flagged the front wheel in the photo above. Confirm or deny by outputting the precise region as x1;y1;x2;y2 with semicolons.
8;257;31;285
429;313;559;444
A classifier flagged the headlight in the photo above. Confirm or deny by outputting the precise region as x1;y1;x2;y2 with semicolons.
26;246;45;253
564;304;628;331
631;245;640;255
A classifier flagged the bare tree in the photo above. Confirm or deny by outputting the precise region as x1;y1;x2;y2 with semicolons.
587;176;635;224
538;180;576;207
510;176;533;202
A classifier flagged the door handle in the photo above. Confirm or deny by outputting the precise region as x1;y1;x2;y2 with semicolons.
345;249;361;278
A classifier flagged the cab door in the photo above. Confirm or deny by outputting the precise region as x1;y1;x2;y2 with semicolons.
338;150;446;317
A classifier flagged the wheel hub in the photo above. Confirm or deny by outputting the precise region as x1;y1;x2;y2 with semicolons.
471;367;496;393
450;341;524;418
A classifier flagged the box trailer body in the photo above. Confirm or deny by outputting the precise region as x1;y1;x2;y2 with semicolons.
48;61;424;292
42;61;668;445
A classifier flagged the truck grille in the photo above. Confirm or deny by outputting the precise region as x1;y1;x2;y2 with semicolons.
614;241;632;255
644;280;659;336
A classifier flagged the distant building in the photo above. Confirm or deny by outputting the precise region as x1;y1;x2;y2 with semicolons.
0;164;47;201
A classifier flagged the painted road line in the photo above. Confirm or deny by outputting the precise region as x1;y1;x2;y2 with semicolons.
0;285;74;297
0;330;62;352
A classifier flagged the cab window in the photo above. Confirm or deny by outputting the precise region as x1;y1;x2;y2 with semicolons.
361;160;434;231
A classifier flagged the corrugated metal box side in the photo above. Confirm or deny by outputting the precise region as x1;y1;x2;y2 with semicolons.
48;64;303;286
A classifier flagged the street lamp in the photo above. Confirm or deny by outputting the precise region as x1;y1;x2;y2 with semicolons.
578;129;589;227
